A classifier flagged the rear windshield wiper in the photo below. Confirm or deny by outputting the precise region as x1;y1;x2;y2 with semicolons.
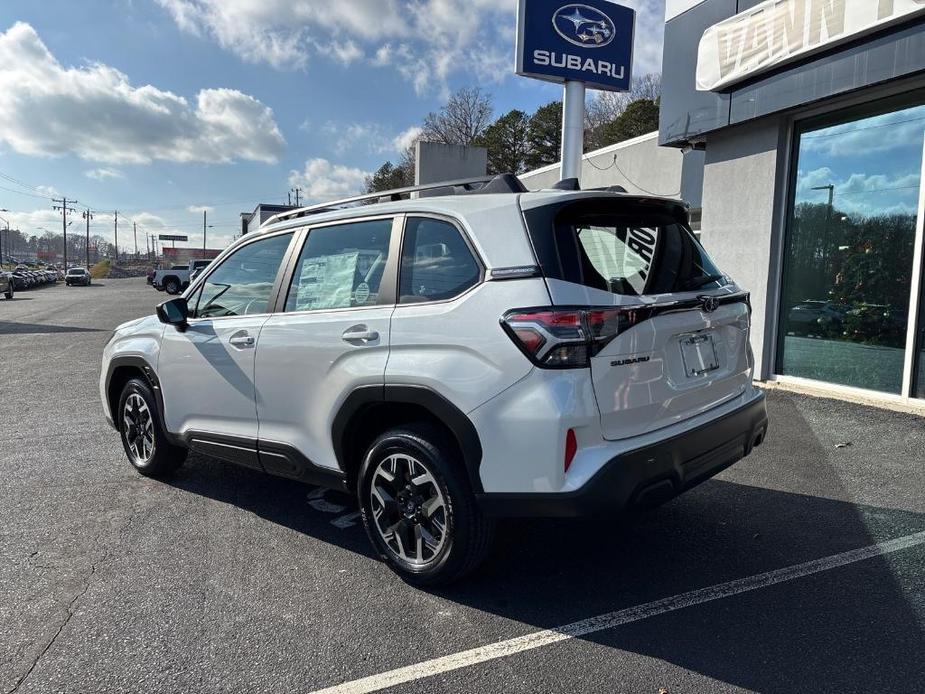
680;273;726;291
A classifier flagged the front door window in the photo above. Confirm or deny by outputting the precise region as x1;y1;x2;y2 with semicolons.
777;102;925;395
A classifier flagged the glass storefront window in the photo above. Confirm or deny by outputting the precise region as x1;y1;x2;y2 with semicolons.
777;102;925;394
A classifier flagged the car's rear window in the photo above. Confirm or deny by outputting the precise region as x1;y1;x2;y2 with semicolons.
526;199;725;296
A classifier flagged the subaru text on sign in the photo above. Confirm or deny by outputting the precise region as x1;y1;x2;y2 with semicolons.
515;0;635;91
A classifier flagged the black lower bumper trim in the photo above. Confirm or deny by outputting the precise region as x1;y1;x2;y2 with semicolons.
476;393;769;518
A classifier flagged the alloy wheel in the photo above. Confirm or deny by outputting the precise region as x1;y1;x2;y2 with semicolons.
122;393;155;465
370;453;448;567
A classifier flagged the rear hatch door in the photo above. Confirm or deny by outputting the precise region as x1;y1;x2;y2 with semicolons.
523;195;752;441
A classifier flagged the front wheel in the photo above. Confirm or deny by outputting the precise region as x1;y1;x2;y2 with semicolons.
358;425;494;586
3;286;11;300
164;278;180;295
118;378;187;477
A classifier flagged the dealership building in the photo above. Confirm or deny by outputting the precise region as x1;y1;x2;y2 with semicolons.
653;0;925;408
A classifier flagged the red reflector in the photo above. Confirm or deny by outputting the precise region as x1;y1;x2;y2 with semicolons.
564;429;578;473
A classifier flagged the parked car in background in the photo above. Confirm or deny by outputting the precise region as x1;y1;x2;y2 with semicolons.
10;270;29;291
65;267;92;286
102;174;768;585
153;259;212;294
1;271;12;300
787;300;846;337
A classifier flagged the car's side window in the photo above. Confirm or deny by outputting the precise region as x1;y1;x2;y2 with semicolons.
399;217;480;304
193;232;293;319
285;219;392;312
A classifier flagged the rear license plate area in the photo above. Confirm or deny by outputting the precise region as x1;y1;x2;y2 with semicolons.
680;332;720;377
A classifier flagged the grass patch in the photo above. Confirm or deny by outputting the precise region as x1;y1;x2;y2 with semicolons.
90;259;111;279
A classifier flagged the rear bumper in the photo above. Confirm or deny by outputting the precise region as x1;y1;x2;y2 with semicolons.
476;391;768;517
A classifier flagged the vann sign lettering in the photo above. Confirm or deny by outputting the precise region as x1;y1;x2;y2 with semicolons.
696;0;925;91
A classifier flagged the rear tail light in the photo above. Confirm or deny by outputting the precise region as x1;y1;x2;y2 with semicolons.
501;306;651;368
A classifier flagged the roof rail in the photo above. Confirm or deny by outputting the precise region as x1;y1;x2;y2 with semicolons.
262;174;523;227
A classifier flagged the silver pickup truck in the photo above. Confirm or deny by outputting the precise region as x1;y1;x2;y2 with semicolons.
153;259;211;295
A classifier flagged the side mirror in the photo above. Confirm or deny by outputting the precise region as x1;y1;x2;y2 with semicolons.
156;297;189;330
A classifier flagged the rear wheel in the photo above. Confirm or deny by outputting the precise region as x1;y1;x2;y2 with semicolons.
118;378;186;477
358;425;493;586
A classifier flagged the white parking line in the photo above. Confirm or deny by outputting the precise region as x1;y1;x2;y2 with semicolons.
310;529;925;694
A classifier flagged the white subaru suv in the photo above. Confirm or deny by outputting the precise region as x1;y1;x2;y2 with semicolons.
101;175;768;585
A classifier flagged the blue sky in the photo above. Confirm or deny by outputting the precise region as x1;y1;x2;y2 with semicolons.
796;105;925;220
0;0;666;251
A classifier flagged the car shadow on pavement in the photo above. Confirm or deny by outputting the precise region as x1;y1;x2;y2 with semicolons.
0;321;105;335
162;390;925;693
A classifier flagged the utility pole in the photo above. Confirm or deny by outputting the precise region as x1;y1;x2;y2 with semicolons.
0;209;9;269
291;186;303;207
83;209;93;269
203;209;207;254
133;222;138;259
52;197;78;268
114;211;119;262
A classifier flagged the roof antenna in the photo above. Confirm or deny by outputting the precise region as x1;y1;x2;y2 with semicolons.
552;178;580;191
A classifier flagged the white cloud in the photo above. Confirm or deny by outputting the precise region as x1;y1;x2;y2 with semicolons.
0;22;286;165
35;184;59;198
85;168;123;181
289;158;370;201
155;0;665;93
187;205;215;213
319;122;421;156
392;126;422;153
797;167;921;217
3;208;62;232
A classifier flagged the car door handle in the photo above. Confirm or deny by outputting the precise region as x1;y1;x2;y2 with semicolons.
342;325;379;343
229;332;256;349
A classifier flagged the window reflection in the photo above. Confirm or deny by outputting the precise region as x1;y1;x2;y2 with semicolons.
777;104;925;394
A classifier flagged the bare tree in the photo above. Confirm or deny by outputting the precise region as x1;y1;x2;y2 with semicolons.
421;87;494;146
585;73;662;150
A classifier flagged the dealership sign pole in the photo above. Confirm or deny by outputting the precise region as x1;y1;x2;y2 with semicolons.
516;0;635;181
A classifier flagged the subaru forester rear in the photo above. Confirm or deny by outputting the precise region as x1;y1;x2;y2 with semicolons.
101;177;768;586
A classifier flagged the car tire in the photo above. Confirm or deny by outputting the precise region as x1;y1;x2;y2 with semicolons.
358;424;494;586
164;278;180;295
4;287;12;300
117;378;187;478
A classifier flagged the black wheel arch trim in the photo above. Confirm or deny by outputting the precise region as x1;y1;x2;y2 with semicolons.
105;355;184;447
332;384;484;493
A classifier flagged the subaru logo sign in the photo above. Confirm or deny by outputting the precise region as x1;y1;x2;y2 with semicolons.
552;4;615;48
516;0;634;92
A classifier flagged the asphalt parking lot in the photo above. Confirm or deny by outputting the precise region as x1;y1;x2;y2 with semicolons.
1;278;924;694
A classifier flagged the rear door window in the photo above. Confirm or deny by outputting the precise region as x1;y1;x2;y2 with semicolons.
399;217;481;303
